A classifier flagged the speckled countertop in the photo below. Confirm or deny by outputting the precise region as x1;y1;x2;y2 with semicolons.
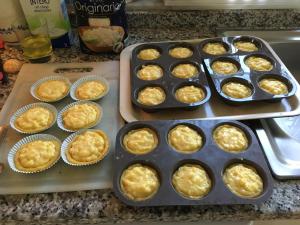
1;9;300;225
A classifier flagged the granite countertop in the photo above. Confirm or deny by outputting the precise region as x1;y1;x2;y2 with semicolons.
1;9;300;225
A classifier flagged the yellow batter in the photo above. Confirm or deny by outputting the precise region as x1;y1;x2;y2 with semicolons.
213;124;248;153
36;80;69;101
245;56;273;71
14;140;60;172
67;130;109;164
223;164;263;198
137;65;163;81
259;78;288;95
120;164;160;201
137;87;166;106
76;81;107;100
175;85;205;104
137;49;160;60
169;47;193;58
172;64;198;79
203;42;227;55
211;61;239;75
123;128;158;155
222;82;252;99
63;103;100;130
234;41;258;52
15;107;54;133
168;125;202;153
172;164;211;199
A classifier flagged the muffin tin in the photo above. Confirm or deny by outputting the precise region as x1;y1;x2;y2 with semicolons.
199;36;297;104
113;119;273;206
131;42;211;111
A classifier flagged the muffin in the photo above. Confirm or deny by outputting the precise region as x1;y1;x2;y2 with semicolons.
66;130;109;165
137;87;166;106
203;42;227;55
75;81;107;100
245;56;273;71
169;47;193;58
213;124;248;153
36;80;70;101
120;164;160;201
123;128;158;154
172;64;198;79
222;82;252;99
14;139;60;173
168;125;202;153
234;41;258;52
175;85;205;104
172;164;211;199
223;163;263;198
14;107;54;133
62;103;101;131
137;65;163;81
211;61;239;75
259;78;288;95
137;49;160;60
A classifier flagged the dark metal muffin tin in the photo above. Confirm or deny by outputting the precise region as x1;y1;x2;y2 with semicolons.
199;36;297;104
113;119;273;206
131;42;211;111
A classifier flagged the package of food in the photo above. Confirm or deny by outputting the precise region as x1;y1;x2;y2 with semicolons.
19;0;73;48
72;0;128;54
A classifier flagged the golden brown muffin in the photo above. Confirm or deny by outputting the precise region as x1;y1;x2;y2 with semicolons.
14;140;60;172
171;64;198;79
222;82;252;99
168;125;202;153
223;164;263;198
203;42;227;55
67;130;109;165
211;61;239;75
15;107;54;133
63;104;101;130
123;128;158;155
213;124;248;153
234;41;258;52
245;56;273;71
259;78;288;95
137;49;160;60
76;81;107;100
137;65;163;81
169;47;193;58
172;164;211;199
137;87;166;106
36;80;69;101
120;164;160;201
175;85;205;104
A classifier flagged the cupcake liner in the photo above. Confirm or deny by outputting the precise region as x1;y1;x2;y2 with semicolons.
10;102;58;134
61;129;110;166
70;75;110;101
57;100;103;133
30;76;72;103
7;134;61;174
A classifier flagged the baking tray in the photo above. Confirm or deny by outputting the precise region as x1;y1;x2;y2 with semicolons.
201;36;297;104
113;120;273;206
120;38;300;122
130;42;211;111
255;117;300;179
0;62;123;195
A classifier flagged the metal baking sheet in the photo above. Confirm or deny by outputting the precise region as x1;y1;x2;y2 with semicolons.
119;38;300;122
255;118;300;179
0;62;123;195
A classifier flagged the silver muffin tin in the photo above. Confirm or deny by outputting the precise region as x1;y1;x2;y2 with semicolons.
113;119;273;206
200;36;297;104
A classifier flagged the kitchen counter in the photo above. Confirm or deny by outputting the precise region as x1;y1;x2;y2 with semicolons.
0;9;300;225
